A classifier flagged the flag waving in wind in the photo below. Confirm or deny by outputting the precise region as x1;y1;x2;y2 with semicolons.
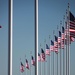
41;48;45;62
38;53;41;61
20;62;24;73
58;31;61;48
61;26;65;49
25;59;29;69
69;11;75;38
50;40;54;52
54;35;58;53
31;56;35;66
45;44;50;55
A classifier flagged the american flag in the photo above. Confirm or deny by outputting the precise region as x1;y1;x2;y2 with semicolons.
50;40;54;52
38;53;41;61
70;36;75;42
41;48;45;62
58;31;61;43
25;59;29;69
61;26;65;49
45;44;50;55
31;56;35;66
58;31;61;48
54;35;58;53
20;62;24;73
69;11;75;38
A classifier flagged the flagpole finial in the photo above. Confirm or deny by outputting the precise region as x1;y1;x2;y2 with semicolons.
49;35;50;39
57;25;59;30
44;39;46;43
40;43;41;47
20;58;21;60
63;15;65;20
25;55;26;58
30;51;32;54
68;3;70;8
53;30;55;35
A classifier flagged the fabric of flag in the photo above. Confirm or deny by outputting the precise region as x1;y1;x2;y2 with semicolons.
50;40;54;51
61;26;65;49
20;62;24;73
69;11;75;38
58;31;61;43
69;11;75;30
54;35;58;53
38;53;41;61
45;44;50;55
70;36;74;42
41;48;45;62
0;26;2;28
31;56;35;66
25;59;29;69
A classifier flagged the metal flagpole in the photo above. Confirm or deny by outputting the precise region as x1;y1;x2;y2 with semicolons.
63;15;65;75
25;55;27;75
8;0;13;75
57;25;59;75
67;3;70;75
40;44;42;75
66;10;68;75
44;39;46;75
35;0;38;75
30;51;32;75
60;21;62;75
25;55;26;75
49;35;50;75
53;30;55;75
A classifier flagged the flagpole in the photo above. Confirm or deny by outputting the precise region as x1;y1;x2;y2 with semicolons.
63;15;65;75
49;35;50;75
57;25;58;75
44;39;46;75
25;55;27;75
8;0;13;75
53;30;55;75
60;21;62;75
30;51;32;75
35;0;38;75
25;55;26;75
40;44;42;75
67;3;70;75
66;9;68;75
20;58;22;75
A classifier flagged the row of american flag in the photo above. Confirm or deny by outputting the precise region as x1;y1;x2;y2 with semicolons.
38;11;75;62
20;55;35;73
20;5;75;75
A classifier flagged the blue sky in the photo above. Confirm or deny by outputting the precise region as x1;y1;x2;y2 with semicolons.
0;0;75;75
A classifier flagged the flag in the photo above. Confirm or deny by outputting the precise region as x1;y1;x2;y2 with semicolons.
41;48;45;62
45;44;50;55
58;31;61;43
69;11;75;38
0;26;2;28
31;56;35;66
50;40;54;51
38;53;41;61
70;36;74;42
69;11;75;30
25;59;29;69
54;35;58;53
20;62;24;73
61;26;65;49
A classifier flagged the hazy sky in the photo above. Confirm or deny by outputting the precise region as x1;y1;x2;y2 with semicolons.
0;0;75;75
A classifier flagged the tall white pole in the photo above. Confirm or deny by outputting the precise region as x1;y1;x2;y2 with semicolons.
67;3;70;75
35;0;38;75
8;0;13;75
